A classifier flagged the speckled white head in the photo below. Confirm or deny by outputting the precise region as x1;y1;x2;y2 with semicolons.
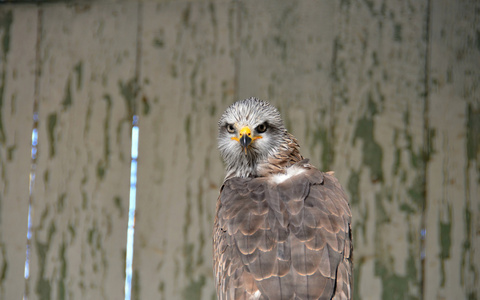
218;97;288;178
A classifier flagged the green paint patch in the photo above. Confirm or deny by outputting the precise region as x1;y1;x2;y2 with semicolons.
0;245;7;284
461;205;474;284
184;114;193;160
47;113;57;158
466;104;480;180
182;3;191;26
310;125;333;171
0;11;13;144
183;242;195;275
132;269;140;300
57;193;66;213
6;145;15;160
68;223;75;239
399;203;415;214
58;241;67;300
153;37;164;48
208;2;217;28
96;160;106;180
43;169;49;186
209;103;216;117
74;61;83;90
62;76;73;110
81;191;88;210
347;170;360;205
101;95;112;176
141;96;150;115
35;221;56;300
0;10;12;55
439;208;452;287
118;78;137;117
407;174;425;209
394;23;402;42
375;192;390;224
113;196;123;218
182;275;206;300
375;259;418;300
353;256;364;300
353;117;383;182
87;224;101;249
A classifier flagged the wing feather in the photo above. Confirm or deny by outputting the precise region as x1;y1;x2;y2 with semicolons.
214;166;352;300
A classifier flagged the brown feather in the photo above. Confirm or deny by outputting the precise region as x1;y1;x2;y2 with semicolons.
214;163;352;300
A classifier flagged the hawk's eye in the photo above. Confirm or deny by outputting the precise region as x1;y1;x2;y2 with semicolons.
226;124;235;133
256;123;268;133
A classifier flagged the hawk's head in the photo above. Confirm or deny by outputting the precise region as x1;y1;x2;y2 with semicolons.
218;97;297;179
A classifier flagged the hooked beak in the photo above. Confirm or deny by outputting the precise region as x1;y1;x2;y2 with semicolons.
231;126;262;155
239;134;252;151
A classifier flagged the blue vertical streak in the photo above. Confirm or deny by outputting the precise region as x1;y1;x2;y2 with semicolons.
24;128;38;282
125;117;139;300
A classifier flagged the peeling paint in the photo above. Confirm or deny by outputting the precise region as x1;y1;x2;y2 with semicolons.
132;269;140;300
0;244;7;286
74;61;83;90
35;221;56;300
353;256;364;300
182;4;191;26
0;11;12;54
347;170;360;205
353;111;383;182
375;259;416;300
375;191;389;224
184;114;193;160
58;241;67;300
57;193;66;213
182;274;206;300
6;145;15;161
47;113;57;158
141;96;150;115
118;78;137;118
0;10;13;144
439;205;452;287
466;104;480;178
407;174;425;209
113;196;123;218
311;125;333;171
62;76;72;110
393;23;402;42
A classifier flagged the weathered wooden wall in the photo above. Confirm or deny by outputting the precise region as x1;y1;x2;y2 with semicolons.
0;1;478;300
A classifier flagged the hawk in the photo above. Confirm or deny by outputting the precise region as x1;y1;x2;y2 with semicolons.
213;98;352;300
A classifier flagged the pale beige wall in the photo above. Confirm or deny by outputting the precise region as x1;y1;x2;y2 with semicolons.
0;1;478;300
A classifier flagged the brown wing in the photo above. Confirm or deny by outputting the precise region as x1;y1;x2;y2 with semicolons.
213;166;352;300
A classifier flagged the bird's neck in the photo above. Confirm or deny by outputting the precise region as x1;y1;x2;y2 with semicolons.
224;133;303;180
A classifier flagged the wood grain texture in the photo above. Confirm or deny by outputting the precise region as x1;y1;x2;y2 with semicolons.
132;1;236;299
424;0;480;299
27;4;137;300
0;6;37;300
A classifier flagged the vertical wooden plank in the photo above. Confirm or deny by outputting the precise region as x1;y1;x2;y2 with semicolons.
0;6;37;300
238;1;428;299
425;0;480;299
28;4;137;300
133;1;236;299
331;1;428;299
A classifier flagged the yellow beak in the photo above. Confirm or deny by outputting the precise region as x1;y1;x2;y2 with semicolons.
231;126;262;154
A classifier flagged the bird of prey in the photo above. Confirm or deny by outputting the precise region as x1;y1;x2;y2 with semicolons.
213;98;352;300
